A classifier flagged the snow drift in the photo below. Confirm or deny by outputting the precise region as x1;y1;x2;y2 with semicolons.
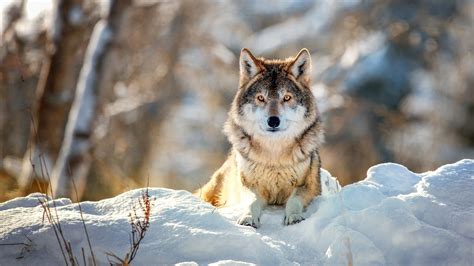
1;159;473;265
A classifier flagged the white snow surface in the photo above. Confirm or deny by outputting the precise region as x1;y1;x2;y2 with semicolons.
1;160;473;265
11;0;53;41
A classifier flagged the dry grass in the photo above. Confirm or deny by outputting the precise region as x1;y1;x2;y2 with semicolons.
106;187;154;265
21;114;153;265
29;112;97;265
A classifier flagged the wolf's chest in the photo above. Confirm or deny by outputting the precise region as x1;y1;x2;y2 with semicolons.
236;154;311;204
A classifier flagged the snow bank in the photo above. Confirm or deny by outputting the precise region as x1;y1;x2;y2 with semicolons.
1;160;473;265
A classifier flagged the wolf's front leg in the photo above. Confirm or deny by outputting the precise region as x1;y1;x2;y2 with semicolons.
285;153;321;225
284;193;305;225
237;195;266;228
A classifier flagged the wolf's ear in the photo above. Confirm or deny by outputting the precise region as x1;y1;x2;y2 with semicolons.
240;48;264;84
288;48;312;85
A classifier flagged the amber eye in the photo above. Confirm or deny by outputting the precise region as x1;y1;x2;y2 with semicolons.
257;95;265;102
283;94;292;102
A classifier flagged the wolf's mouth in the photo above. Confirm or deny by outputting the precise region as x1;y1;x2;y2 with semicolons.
266;128;281;132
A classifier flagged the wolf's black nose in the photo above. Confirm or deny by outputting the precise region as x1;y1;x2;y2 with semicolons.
267;116;280;128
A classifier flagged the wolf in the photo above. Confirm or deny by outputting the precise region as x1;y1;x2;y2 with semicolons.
197;48;323;228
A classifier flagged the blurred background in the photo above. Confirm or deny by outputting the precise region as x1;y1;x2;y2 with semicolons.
1;0;473;202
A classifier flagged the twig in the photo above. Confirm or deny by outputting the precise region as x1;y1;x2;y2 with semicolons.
128;186;152;263
106;185;154;265
13;233;35;260
37;197;69;265
28;111;69;265
81;247;86;266
0;243;29;246
71;166;97;266
29;110;82;265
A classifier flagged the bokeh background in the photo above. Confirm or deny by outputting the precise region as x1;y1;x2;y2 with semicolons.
1;0;473;201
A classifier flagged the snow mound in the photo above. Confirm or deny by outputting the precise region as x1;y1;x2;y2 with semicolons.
1;160;473;265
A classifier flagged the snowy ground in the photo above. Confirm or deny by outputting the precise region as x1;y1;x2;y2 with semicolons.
1;159;473;265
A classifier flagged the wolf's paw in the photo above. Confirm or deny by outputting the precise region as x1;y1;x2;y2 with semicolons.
284;196;304;226
284;213;305;225
237;214;260;228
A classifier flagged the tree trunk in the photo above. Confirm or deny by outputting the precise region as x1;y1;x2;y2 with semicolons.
18;0;90;191
50;0;131;198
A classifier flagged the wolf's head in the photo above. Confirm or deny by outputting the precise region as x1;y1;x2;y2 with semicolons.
227;48;319;142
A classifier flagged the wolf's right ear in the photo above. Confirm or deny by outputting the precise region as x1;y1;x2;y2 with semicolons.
240;48;264;85
288;48;312;86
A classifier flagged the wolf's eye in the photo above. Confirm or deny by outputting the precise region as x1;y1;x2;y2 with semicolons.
283;95;292;102
257;95;265;102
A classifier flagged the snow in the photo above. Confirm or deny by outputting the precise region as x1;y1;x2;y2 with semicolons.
1;160;473;265
12;0;53;41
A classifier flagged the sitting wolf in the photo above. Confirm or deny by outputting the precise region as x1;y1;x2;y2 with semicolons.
198;48;323;228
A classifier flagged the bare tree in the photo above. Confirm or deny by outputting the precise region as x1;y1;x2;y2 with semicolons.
18;0;91;191
50;0;132;198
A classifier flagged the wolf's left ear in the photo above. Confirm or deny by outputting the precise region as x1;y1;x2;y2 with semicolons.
240;48;264;85
289;48;312;85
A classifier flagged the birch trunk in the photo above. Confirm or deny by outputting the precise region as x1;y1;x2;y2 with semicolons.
50;0;131;198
